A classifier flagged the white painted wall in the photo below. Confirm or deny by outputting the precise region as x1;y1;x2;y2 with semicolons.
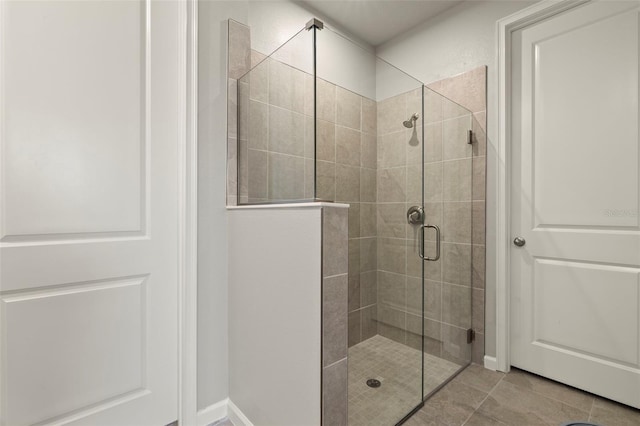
317;27;377;100
198;0;247;411
375;58;423;101
376;0;537;358
227;205;323;426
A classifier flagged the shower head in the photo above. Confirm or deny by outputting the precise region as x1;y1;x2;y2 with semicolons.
403;112;420;128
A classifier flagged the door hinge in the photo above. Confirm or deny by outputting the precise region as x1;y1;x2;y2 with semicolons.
467;129;474;144
466;328;475;344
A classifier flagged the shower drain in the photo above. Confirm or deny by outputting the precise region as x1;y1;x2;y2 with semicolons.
366;379;381;388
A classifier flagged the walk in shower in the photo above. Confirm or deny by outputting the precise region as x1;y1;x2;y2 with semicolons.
234;19;484;426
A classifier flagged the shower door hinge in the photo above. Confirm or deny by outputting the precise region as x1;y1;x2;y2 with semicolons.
466;328;475;344
467;130;474;144
306;18;324;31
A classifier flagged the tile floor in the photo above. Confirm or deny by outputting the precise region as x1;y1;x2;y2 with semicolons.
348;335;462;426
404;364;640;426
212;353;640;426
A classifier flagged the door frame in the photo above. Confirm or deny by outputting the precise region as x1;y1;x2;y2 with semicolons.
180;0;198;424
494;0;590;372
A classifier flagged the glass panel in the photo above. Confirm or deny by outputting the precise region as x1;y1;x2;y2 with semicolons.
423;87;474;396
237;27;314;204
316;26;427;426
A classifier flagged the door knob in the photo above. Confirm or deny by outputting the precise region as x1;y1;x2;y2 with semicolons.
513;237;526;247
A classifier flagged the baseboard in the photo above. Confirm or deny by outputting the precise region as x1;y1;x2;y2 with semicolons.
484;355;498;371
228;400;254;426
197;398;228;426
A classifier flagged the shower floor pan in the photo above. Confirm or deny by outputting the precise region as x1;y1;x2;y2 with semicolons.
348;335;461;426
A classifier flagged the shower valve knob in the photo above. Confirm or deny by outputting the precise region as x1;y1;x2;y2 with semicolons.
406;206;424;225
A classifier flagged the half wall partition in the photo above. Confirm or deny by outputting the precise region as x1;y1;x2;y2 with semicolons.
234;19;477;426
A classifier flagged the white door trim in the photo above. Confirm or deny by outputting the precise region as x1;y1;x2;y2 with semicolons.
494;0;590;372
180;0;198;424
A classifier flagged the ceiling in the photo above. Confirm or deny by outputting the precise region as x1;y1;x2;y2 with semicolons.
299;0;465;46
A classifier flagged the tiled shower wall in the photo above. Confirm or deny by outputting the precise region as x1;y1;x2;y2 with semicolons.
373;87;425;352
321;205;349;426
311;79;379;348
373;69;487;365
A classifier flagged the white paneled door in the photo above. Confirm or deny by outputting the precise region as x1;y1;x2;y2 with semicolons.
510;0;640;408
0;1;181;424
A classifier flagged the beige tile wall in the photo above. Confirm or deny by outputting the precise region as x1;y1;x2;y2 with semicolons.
322;206;349;426
313;80;379;348
375;87;425;352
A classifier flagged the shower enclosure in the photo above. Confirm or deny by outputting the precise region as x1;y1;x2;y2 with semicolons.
235;19;481;426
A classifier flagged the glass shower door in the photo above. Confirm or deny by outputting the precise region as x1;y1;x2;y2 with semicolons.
422;87;474;397
361;58;426;426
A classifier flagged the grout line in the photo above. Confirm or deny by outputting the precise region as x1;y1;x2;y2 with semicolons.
244;148;308;158
502;370;596;415
461;373;506;425
323;272;348;280
324;356;347;370
519;386;595;415
348;302;377;314
588;396;595;421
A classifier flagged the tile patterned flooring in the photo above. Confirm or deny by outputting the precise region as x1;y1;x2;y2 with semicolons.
348;335;461;426
404;364;640;426
214;340;640;426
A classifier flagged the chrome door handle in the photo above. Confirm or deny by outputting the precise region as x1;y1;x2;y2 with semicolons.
419;224;441;261
513;236;526;247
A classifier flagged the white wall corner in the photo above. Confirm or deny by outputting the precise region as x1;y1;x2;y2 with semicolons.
197;399;229;426
483;355;498;372
227;400;255;426
180;0;199;424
